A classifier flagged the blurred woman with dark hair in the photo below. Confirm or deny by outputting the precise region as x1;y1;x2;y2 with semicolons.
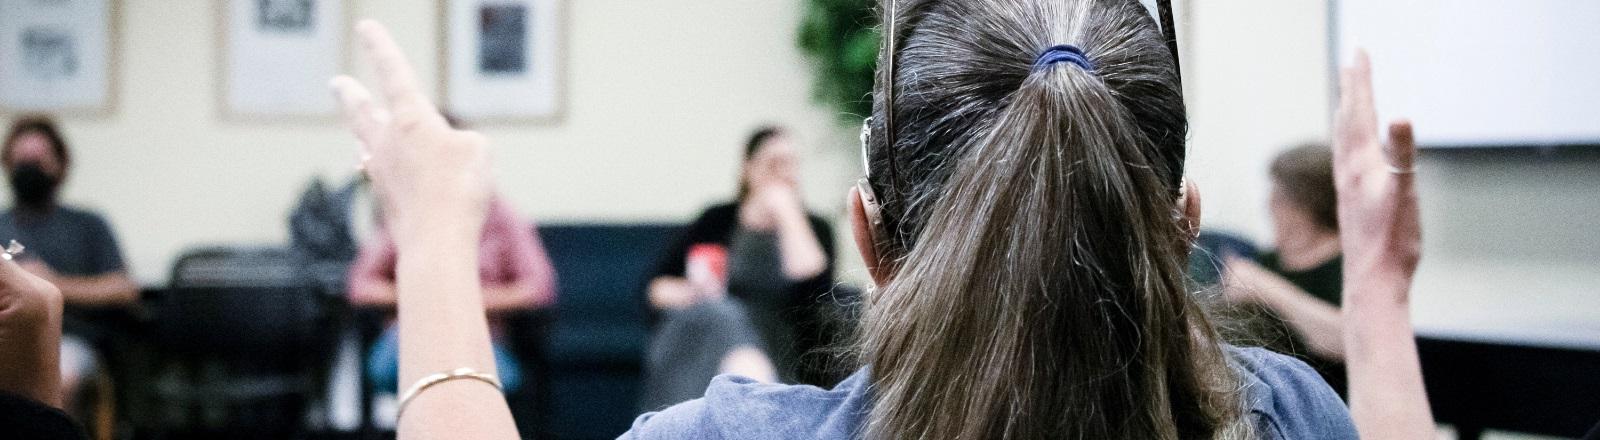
638;126;838;410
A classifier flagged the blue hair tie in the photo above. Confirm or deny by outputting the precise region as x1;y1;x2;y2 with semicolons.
1033;45;1095;72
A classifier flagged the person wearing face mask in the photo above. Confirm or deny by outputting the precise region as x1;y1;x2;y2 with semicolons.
0;116;140;413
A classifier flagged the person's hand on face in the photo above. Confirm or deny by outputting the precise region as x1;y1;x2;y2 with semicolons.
1333;50;1422;304
739;192;778;231
754;139;800;190
331;21;493;244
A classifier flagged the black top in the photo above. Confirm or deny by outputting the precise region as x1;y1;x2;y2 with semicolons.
0;392;87;440
648;202;839;384
1258;252;1342;306
1257;251;1347;399
650;203;836;304
646;206;832;288
0;206;129;342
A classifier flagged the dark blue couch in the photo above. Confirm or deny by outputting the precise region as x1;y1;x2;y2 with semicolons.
535;223;683;440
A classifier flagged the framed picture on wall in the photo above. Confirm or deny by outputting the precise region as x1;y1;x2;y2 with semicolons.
441;0;564;122
220;0;346;119
0;0;117;114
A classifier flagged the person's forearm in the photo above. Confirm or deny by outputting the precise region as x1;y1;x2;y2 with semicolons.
54;273;139;308
481;284;540;313
1256;285;1345;360
648;277;695;311
350;280;399;308
1343;278;1434;440
773;209;827;281
393;221;517;440
0;264;62;407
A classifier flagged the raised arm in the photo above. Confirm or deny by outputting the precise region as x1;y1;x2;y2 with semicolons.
331;20;518;440
1333;49;1433;440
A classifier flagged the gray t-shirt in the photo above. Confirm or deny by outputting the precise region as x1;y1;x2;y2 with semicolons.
619;346;1358;439
0;206;126;276
0;206;130;340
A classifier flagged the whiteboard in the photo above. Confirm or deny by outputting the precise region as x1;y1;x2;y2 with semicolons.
1333;0;1600;148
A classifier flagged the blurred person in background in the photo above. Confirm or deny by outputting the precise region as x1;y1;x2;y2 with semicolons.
640;126;836;410
348;113;556;398
0;116;139;413
1224;143;1347;397
348;194;556;396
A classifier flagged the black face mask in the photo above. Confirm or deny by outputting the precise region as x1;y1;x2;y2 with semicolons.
9;163;59;209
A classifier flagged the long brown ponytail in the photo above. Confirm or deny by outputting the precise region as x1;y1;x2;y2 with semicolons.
858;0;1248;438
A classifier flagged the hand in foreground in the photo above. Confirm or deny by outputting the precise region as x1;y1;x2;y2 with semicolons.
1333;50;1422;304
1334;49;1433;440
331;20;493;245
0;255;64;407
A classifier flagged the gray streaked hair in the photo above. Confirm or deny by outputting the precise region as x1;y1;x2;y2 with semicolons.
857;0;1252;438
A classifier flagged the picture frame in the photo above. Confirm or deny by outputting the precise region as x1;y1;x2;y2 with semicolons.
440;0;565;123
0;0;119;115
219;0;347;120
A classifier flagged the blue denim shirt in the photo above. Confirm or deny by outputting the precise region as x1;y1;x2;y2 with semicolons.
619;346;1357;439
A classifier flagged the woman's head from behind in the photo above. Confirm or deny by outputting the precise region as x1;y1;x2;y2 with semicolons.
847;0;1245;438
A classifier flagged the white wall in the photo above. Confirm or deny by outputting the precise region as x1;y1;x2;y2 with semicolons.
0;0;860;285
2;0;1594;338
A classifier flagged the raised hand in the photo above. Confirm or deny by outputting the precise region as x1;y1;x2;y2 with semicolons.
331;20;493;245
1334;49;1434;440
1334;50;1422;304
331;21;520;440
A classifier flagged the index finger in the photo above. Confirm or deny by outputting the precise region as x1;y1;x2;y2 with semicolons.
1337;50;1379;163
355;20;430;121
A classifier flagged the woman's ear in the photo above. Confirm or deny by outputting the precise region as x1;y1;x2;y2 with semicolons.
848;183;893;287
1178;178;1203;241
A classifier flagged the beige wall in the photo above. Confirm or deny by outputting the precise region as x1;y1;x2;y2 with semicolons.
1;0;1595;335
0;0;859;284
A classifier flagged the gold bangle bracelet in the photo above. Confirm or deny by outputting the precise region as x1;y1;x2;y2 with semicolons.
395;367;503;420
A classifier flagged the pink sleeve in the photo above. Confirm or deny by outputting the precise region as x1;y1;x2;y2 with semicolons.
491;200;558;309
346;228;399;305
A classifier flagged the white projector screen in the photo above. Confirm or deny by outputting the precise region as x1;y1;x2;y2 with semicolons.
1333;0;1600;148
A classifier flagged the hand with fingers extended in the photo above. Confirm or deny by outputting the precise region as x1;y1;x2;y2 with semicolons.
330;20;520;440
331;20;493;247
1334;49;1434;440
1334;51;1422;304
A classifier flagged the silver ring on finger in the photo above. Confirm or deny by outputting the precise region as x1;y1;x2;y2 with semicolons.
2;240;25;261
